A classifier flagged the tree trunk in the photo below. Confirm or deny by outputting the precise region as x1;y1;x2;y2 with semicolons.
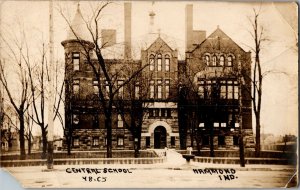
209;122;214;157
255;113;261;157
27;136;31;155
41;128;47;159
106;116;112;158
19;113;26;160
67;136;71;155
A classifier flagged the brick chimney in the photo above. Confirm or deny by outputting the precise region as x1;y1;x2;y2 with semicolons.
192;30;206;45
124;2;132;60
185;4;193;52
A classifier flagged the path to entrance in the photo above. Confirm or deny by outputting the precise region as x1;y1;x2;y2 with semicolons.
153;149;186;167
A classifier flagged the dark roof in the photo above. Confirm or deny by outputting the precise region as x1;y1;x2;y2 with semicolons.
191;27;247;53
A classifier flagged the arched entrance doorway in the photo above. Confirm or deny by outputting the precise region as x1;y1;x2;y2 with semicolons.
154;126;167;149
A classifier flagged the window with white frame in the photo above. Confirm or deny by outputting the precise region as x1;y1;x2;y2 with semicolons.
117;114;123;128
117;137;124;146
234;81;239;99
157;79;162;99
157;54;162;71
72;52;80;71
92;137;99;146
150;80;155;98
149;54;155;71
227;81;233;99
205;55;210;65
135;82;140;99
220;80;226;99
73;79;80;94
73;138;79;146
220;55;225;66
93;80;98;94
105;80;110;98
212;55;217;66
165;54;170;71
165;79;170;98
117;80;124;98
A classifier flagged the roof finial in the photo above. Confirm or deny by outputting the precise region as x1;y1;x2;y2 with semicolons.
217;25;219;29
158;28;161;37
77;1;80;10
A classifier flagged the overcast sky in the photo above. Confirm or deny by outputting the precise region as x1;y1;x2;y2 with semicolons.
0;1;297;137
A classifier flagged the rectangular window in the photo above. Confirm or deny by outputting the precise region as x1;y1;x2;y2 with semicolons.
206;81;211;97
146;137;150;148
220;80;226;99
198;86;204;98
105;80;110;98
221;123;226;127
157;58;162;71
161;109;166;117
234;82;239;99
92;137;99;146
165;58;170;71
73;138;79;146
214;122;219;127
118;114;123;128
171;137;175;146
93;80;98;94
149;58;155;71
73;79;80;94
157;86;162;99
149;109;154;117
117;137;124;146
157;80;162;99
167;109;171;118
72;52;80;71
154;109;160;117
165;79;170;98
117;80;124;98
227;81;233;99
135;83;140;99
150;80;154;98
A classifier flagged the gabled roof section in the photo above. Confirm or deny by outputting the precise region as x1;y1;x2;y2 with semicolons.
192;27;246;53
66;4;90;41
145;36;174;52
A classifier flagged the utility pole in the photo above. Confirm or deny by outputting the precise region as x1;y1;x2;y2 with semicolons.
47;0;54;169
238;55;245;167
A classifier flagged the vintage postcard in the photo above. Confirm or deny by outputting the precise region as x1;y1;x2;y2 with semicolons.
0;0;298;189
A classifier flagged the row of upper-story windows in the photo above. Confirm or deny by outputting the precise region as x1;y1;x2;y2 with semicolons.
197;79;239;99
72;79;139;99
148;108;172;118
204;54;234;67
149;54;170;71
149;79;170;99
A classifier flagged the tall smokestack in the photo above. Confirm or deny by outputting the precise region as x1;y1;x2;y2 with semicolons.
185;4;193;52
124;2;132;60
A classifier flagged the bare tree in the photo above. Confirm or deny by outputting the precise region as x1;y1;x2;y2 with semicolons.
26;43;49;158
0;30;31;159
59;2;148;158
247;8;268;157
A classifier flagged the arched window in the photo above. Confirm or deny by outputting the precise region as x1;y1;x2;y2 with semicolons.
149;54;155;71
212;55;217;66
219;56;225;66
165;54;170;71
227;56;233;67
205;55;210;65
157;54;162;71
